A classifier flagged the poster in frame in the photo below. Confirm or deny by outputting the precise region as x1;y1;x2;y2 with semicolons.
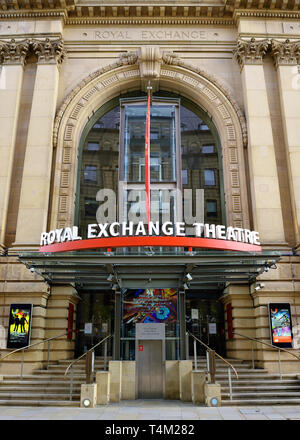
7;304;33;349
268;303;293;348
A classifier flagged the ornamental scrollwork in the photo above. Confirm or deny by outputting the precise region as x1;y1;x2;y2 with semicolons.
233;37;269;70
31;37;66;64
271;39;300;67
0;38;30;65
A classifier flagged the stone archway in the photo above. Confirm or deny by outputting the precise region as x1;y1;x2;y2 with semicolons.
51;48;250;231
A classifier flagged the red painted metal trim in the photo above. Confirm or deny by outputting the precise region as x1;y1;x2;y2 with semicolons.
145;86;151;226
39;236;262;253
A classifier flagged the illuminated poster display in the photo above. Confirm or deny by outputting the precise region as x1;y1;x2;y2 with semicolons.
269;303;293;348
123;289;177;324
7;304;32;349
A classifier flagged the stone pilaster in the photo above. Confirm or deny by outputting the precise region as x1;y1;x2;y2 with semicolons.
12;38;65;251
0;39;30;253
234;38;286;245
271;39;300;249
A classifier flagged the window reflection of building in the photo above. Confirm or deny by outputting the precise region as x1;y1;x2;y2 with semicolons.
78;98;223;234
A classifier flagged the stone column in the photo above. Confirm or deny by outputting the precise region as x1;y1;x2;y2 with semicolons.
271;39;300;249
0;39;29;253
13;38;65;250
234;38;285;245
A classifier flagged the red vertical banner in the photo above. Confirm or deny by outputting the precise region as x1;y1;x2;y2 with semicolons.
226;302;234;339
67;303;74;340
145;85;152;226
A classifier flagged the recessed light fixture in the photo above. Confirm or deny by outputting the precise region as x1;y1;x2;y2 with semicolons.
82;398;91;408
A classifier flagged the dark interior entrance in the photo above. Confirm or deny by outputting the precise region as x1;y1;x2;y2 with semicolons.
186;293;226;357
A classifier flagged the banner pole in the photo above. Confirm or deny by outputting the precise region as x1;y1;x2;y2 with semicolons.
145;82;152;226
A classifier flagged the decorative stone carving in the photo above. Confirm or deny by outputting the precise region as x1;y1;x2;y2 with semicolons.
118;51;138;66
31;37;66;65
0;38;30;65
271;39;300;68
138;46;162;78
233;37;269;70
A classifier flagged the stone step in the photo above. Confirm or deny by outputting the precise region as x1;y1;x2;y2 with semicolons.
222;390;300;397
2;375;86;381
221;398;300;406
221;385;300;391
0;380;84;386
0;386;81;392
0;399;80;407
0;393;80;400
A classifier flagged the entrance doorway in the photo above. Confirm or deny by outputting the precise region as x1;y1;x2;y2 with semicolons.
75;290;114;358
186;295;226;357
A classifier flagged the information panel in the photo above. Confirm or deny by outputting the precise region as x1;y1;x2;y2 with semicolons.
7;304;33;349
269;303;293;348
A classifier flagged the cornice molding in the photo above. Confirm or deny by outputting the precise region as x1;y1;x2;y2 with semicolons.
271;38;300;67
1;2;300;22
233;37;269;70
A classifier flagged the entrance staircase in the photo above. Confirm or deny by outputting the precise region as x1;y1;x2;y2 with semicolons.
0;357;110;407
0;357;300;406
193;357;300;406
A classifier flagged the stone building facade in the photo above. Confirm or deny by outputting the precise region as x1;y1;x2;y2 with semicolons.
0;0;300;379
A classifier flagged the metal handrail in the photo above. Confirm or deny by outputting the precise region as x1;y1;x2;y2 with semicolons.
188;331;239;380
234;331;300;379
0;332;67;379
64;334;112;377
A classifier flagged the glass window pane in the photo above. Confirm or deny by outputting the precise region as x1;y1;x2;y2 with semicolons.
206;200;217;217
180;105;223;227
84;165;97;183
87;142;99;151
204;169;215;186
84;199;98;217
202;145;215;154
124;104;176;182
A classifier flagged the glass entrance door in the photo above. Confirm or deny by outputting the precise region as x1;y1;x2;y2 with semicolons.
186;298;226;357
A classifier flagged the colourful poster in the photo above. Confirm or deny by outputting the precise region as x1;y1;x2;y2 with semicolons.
7;304;32;349
269;303;293;348
123;289;177;324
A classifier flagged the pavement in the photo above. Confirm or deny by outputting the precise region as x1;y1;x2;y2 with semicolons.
0;401;300;420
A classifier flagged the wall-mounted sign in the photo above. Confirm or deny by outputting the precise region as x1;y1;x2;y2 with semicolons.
123;289;177;325
7;304;32;349
191;309;199;320
209;323;217;335
39;222;261;253
84;323;93;335
269;303;293;348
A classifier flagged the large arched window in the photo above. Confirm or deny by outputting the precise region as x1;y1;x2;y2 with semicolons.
76;94;225;237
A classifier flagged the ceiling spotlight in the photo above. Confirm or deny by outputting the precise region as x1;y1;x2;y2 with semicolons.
264;266;270;272
107;274;114;281
185;273;193;281
183;283;189;290
112;284;118;290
